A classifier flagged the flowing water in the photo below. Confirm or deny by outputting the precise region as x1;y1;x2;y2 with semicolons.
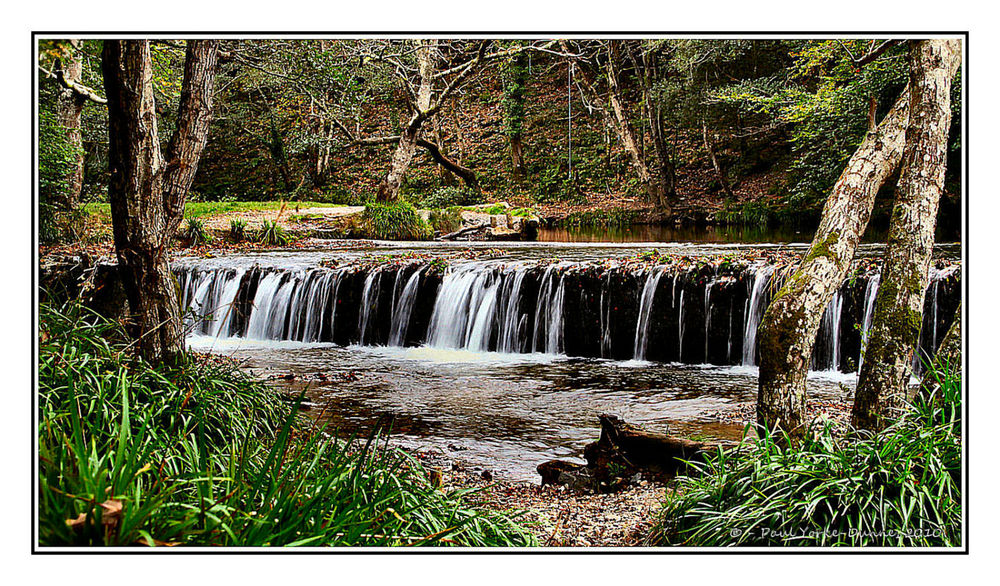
176;238;962;481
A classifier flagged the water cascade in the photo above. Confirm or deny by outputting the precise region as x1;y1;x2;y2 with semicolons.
176;259;961;374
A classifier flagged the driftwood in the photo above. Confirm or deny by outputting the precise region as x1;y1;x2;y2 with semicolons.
436;222;489;241
538;414;722;493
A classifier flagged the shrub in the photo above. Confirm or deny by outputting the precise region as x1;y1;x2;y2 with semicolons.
649;366;962;547
361;202;432;240
37;303;536;547
228;218;248;242
39;111;84;243
428;207;463;234
183;218;211;246
421;186;484;209
256;220;289;246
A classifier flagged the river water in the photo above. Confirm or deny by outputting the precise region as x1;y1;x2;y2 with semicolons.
178;234;961;481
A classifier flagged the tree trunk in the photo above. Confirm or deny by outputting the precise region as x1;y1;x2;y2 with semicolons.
102;39;219;364
509;135;526;180
54;39;87;210
756;89;911;438
376;39;435;202
640;48;676;208
702;120;735;199
604;42;665;212
417;138;479;192
852;39;962;431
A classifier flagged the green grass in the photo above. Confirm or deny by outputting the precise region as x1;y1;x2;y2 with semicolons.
256;220;290;246
83;201;345;221
649;364;962;547
360;202;432;240
38;302;536;547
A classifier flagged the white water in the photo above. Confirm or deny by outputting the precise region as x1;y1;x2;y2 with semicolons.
633;266;666;360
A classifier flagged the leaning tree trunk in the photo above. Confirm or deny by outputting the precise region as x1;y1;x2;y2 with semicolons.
756;88;911;438
604;42;666;213
376;39;436;202
852;39;962;431
102;39;219;364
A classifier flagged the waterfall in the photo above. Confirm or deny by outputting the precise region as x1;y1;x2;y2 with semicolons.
173;257;958;373
633;266;666;360
388;268;423;347
599;273;613;358
532;265;567;354
858;271;881;371
742;265;773;366
703;278;716;363
809;289;845;372
358;269;384;345
677;288;686;361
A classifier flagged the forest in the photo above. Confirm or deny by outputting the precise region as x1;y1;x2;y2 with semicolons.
36;36;964;549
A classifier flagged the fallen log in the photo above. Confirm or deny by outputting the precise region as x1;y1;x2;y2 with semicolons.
537;414;725;493
436;222;488;241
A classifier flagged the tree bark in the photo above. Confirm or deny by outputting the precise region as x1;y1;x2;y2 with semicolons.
53;40;88;209
604;42;664;211
702;119;735;199
102;39;219;364
852;39;962;431
756;89;911;438
376;39;436;202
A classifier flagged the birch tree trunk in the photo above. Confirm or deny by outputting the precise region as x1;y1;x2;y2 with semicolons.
376;39;435;202
756;89;911;438
102;39;219;364
852;39;962;431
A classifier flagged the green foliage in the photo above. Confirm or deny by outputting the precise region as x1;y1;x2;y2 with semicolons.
421;186;485;209
361;202;432;240
37;302;536;547
228;218;248;242
183;218;211;246
651;366;962;547
256;220;289;246
39;111;83;242
501;50;530;139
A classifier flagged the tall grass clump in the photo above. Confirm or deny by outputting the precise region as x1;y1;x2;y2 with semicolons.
228;218;248;242
183;217;211;246
38;302;535;547
256;219;289;246
650;367;962;547
361;202;432;240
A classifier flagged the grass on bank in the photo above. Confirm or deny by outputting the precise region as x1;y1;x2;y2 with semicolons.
83;201;346;222
650;365;963;547
37;302;535;547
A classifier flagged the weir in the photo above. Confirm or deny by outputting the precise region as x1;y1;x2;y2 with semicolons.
177;257;961;375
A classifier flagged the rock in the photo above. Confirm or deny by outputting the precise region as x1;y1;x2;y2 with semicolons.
481;470;493;481
536;459;595;493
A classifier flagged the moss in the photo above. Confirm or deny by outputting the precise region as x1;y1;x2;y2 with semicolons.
804;230;840;264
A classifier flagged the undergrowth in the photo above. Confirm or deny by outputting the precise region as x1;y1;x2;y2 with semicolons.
37;303;535;547
649;364;963;547
360;202;432;240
